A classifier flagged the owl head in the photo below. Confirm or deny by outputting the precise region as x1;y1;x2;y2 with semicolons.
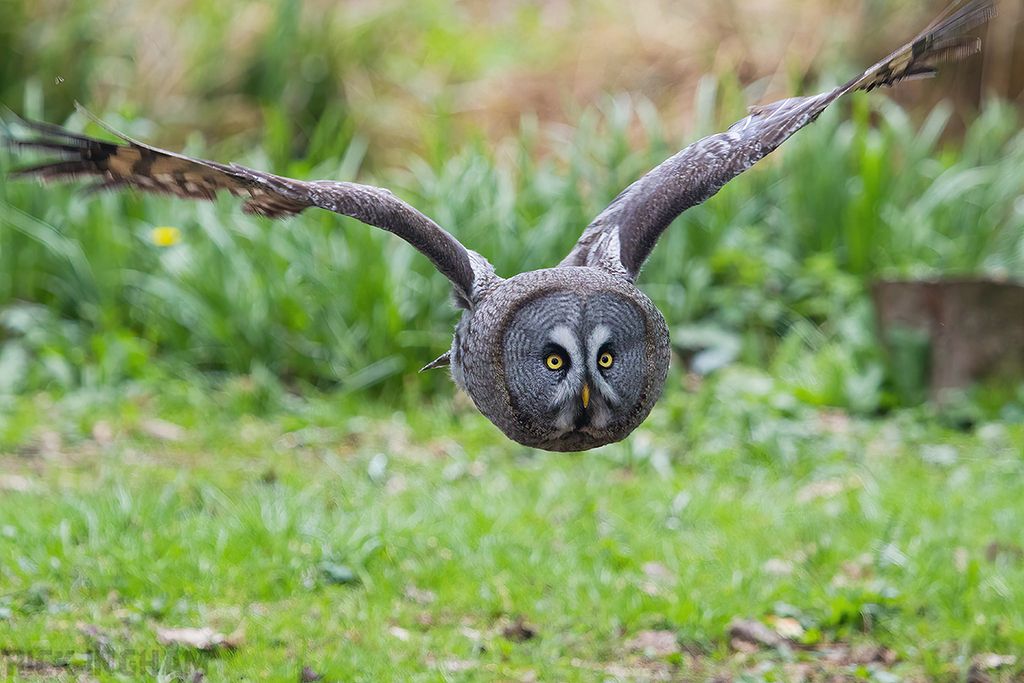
455;268;670;452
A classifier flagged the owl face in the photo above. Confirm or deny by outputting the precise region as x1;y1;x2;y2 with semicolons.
456;268;670;452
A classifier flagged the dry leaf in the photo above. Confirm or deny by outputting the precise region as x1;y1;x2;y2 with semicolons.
441;658;475;672
404;586;437;605
641;562;675;583
426;653;476;673
624;630;680;656
766;616;804;640
763;558;794;575
985;541;1024;564
388;626;411;642
156;626;240;650
728;619;784;650
502;617;537;643
974;653;1018;669
820;643;896;667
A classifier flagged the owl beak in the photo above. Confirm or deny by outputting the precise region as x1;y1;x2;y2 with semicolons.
581;382;590;409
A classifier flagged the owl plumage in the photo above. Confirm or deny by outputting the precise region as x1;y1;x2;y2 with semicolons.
4;0;994;451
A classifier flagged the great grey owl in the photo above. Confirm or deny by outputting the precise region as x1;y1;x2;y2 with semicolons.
5;0;994;451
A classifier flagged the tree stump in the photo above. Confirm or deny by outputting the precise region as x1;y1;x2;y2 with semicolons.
871;278;1024;401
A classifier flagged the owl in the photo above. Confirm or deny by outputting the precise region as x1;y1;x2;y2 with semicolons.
5;0;994;451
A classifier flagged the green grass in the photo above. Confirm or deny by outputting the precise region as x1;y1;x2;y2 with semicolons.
1;377;1022;681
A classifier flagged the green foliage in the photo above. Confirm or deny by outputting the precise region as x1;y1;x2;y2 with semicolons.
3;91;1024;411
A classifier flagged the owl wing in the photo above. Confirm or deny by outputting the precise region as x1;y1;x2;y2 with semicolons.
6;106;487;305
559;0;995;282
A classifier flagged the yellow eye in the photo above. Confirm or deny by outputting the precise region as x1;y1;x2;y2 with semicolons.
598;352;614;368
545;353;564;370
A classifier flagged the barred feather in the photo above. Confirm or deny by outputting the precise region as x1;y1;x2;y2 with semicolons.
560;0;994;280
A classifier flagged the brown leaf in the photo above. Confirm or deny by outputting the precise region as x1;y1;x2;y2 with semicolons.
766;616;803;640
974;653;1018;669
156;626;239;650
850;644;897;666
986;541;1024;564
404;586;437;605
502;617;537;643
728;618;785;651
388;626;411;642
763;558;795;575
641;561;674;583
441;658;475;673
624;629;680;656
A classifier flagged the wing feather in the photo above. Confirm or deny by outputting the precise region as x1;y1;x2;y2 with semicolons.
6;105;485;303
560;0;994;281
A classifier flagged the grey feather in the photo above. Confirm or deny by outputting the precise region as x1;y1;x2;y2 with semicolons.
8;105;487;302
559;0;994;282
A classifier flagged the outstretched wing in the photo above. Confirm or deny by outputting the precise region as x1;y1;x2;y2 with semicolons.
6;106;487;304
559;0;995;281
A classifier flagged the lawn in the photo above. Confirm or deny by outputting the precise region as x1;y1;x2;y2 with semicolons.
1;374;1023;681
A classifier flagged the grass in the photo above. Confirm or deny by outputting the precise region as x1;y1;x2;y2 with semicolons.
1;376;1023;681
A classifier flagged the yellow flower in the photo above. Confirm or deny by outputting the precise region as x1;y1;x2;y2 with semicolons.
150;227;182;246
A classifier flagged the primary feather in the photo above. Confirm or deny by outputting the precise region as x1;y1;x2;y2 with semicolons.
559;0;995;281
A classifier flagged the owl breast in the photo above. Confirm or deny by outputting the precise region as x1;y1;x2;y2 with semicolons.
454;268;670;452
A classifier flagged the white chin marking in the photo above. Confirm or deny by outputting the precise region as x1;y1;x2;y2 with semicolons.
554;404;576;431
589;402;611;428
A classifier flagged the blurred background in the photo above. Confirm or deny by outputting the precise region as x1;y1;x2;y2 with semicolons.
1;0;1023;418
4;0;1022;156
